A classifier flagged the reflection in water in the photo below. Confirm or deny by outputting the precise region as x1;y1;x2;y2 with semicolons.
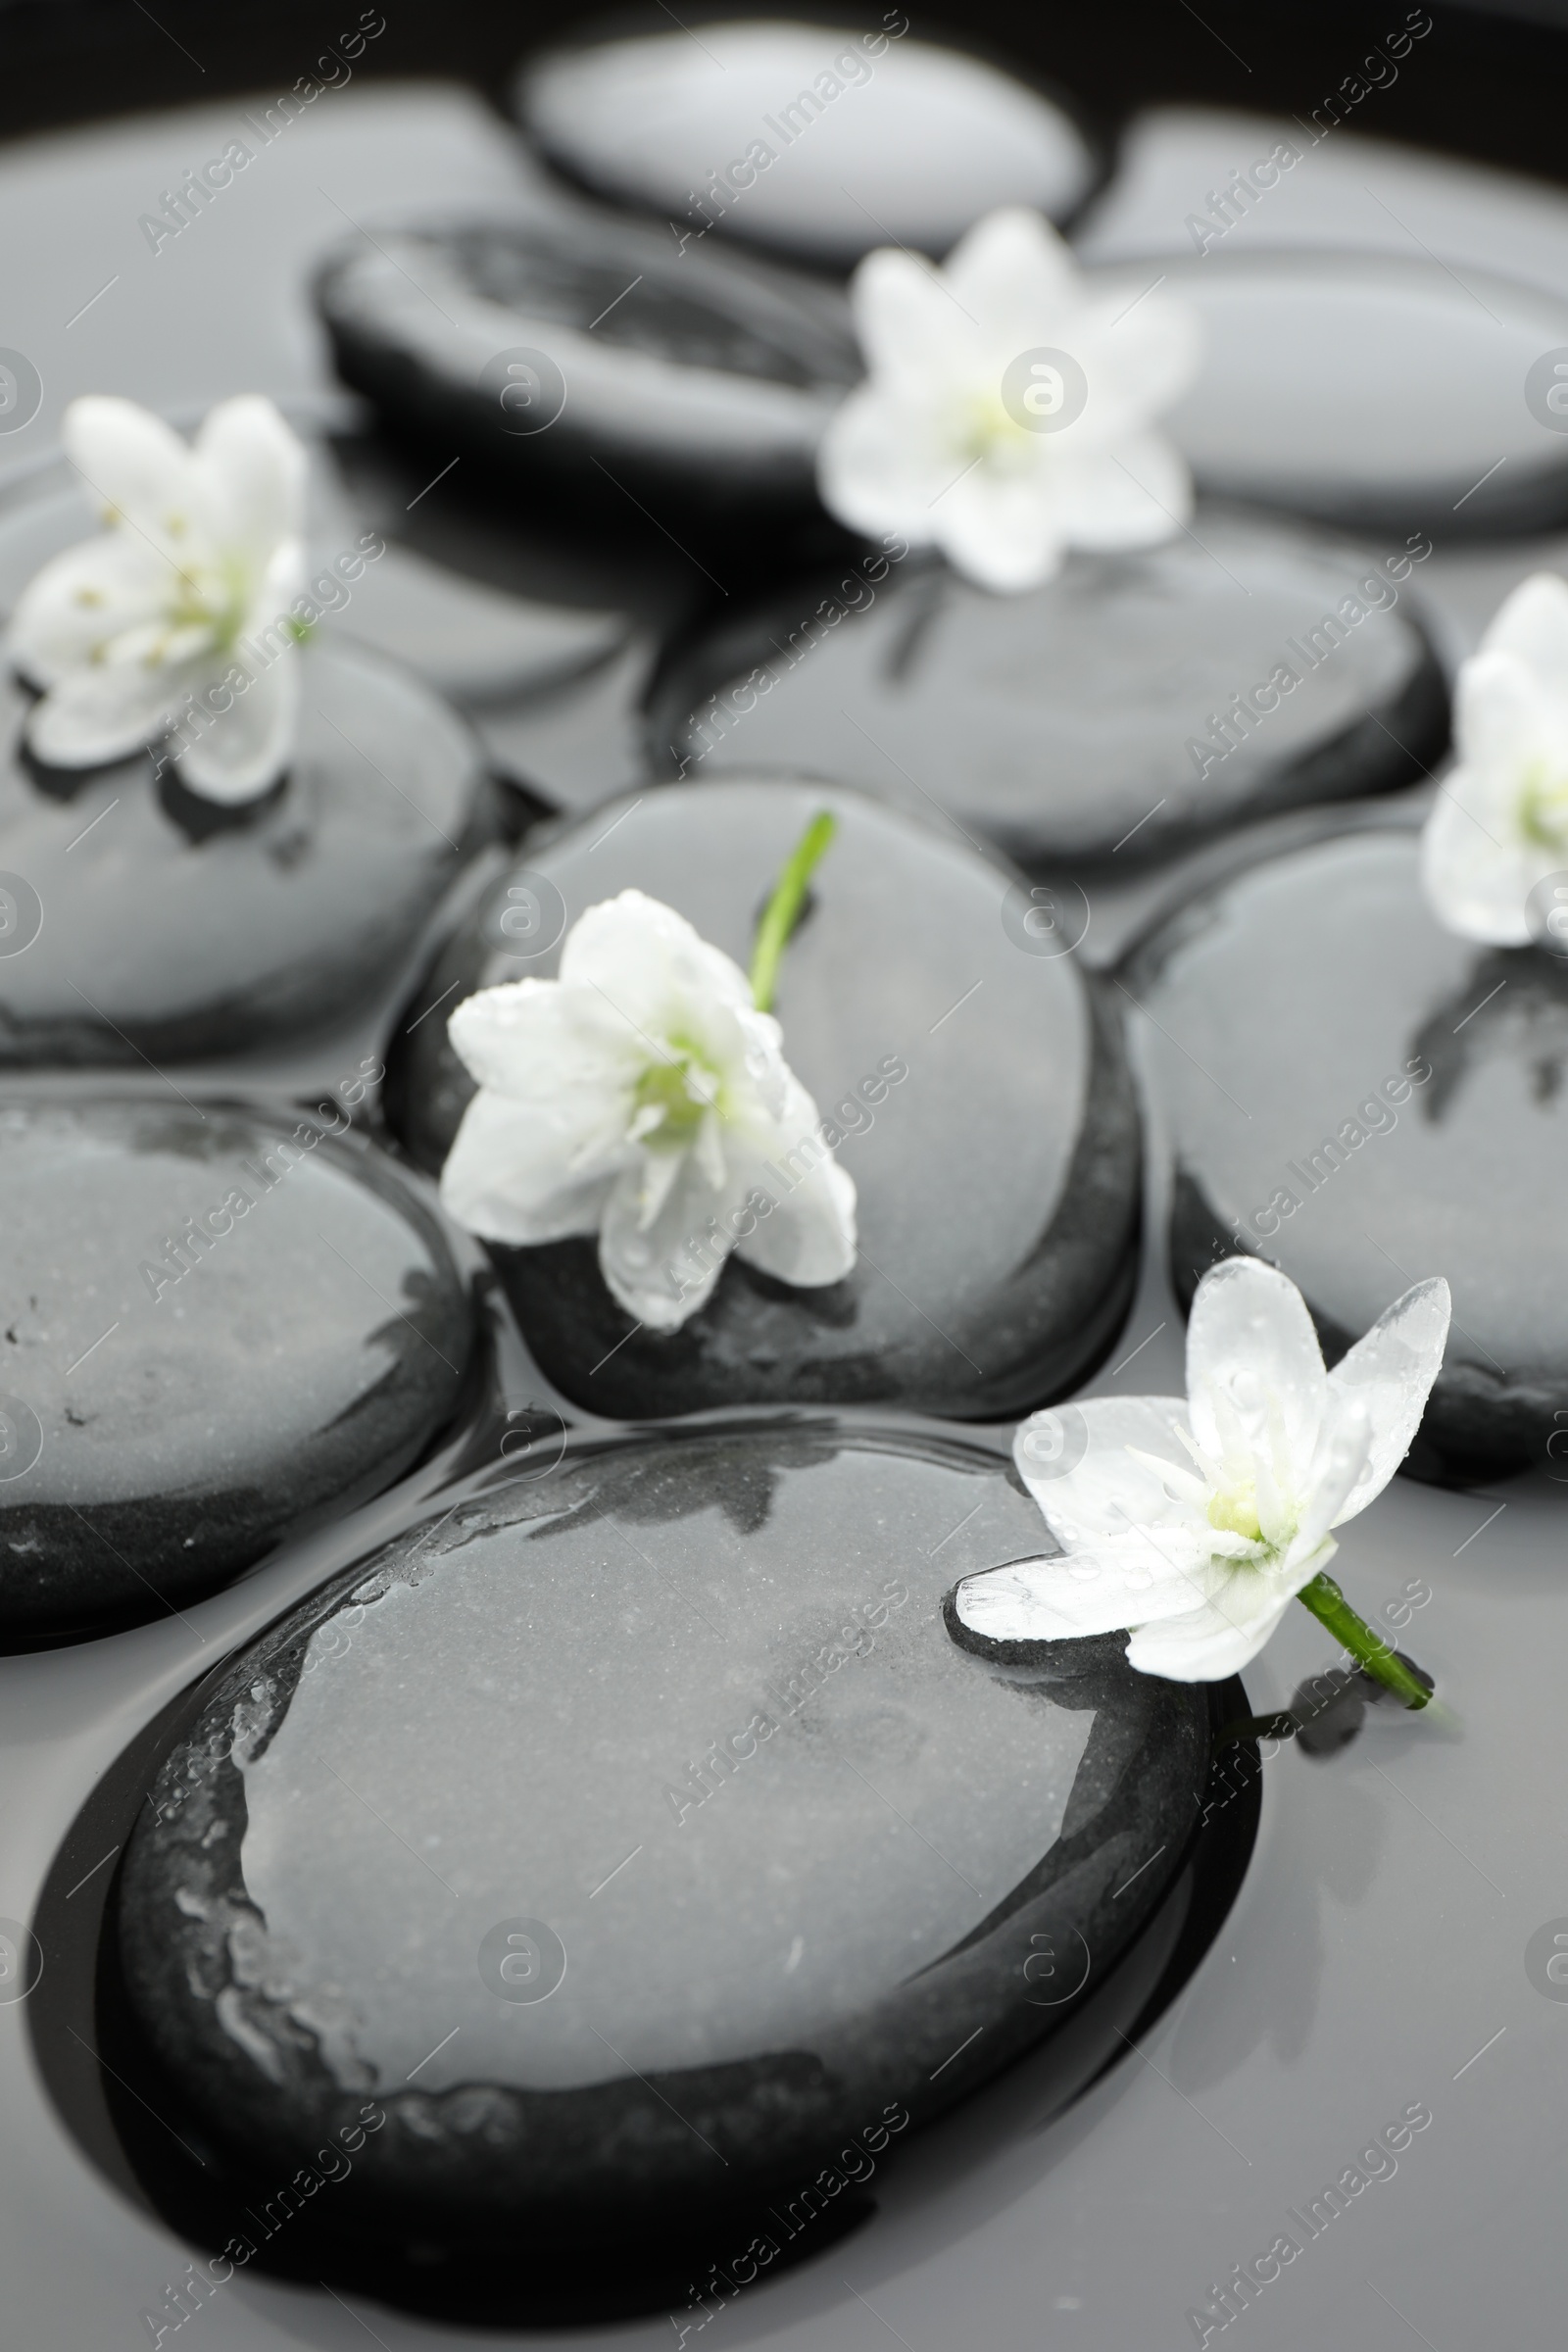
1411;945;1568;1119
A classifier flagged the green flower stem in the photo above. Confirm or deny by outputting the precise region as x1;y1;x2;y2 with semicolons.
1297;1570;1432;1708
750;811;838;1012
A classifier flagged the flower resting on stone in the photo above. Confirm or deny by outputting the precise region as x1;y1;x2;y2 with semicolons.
1421;570;1568;944
816;206;1201;595
955;1257;1450;1698
8;393;308;802
439;838;857;1334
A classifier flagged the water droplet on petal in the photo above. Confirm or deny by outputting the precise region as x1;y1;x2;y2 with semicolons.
1068;1563;1099;1582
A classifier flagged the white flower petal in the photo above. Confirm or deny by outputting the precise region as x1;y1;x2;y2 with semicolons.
177;646;299;803
1124;1579;1301;1683
192;397;308;568
1050;433;1193;553
851;245;975;394
438;1087;619;1247
1082;296;1204;440
942;206;1080;346
1457;646;1545;774
562;889;756;1045
25;659;187;767
935;462;1067;593
1480;569;1568;676
955;1532;1223;1645
1014;1396;1205;1548
1419;763;1539;946
8;534;169;686
1186;1256;1326;1480
1323;1278;1450;1525
448;977;637;1105
599;1151;744;1332
63;395;191;538
816;385;948;544
735;1077;857;1288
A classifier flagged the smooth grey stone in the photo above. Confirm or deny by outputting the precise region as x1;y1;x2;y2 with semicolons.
514;21;1103;270
1089;250;1568;536
1075;103;1568;308
0;1099;473;1641
1126;823;1568;1479
383;779;1141;1419
114;1423;1215;2303
315;213;859;528
651;520;1447;870
0;640;489;1064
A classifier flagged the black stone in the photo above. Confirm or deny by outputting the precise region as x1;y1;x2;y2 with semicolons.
1095;250;1568;537
383;780;1142;1419
0;640;490;1064
110;1422;1223;2313
315;214;860;532
513;21;1105;270
1127;822;1568;1481
650;518;1448;871
0;1099;474;1642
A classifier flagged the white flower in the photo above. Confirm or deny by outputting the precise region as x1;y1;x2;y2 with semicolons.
439;889;858;1333
955;1258;1449;1682
816;206;1201;595
1420;571;1568;945
9;394;308;803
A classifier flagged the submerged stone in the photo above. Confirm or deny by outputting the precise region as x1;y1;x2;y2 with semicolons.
651;516;1448;869
0;640;488;1064
112;1423;1221;2310
1128;823;1568;1479
514;22;1103;270
383;779;1142;1419
0;1099;473;1641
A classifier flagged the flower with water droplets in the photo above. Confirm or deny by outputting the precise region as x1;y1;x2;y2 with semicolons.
8;393;308;802
1421;570;1568;945
439;884;857;1333
955;1257;1450;1688
816;206;1201;594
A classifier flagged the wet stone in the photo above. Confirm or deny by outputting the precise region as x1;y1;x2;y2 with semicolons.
0;1099;474;1642
1128;824;1568;1480
1096;251;1568;538
650;516;1448;870
383;779;1142;1420
315;214;859;531
0;640;489;1065
514;22;1103;270
112;1424;1214;2303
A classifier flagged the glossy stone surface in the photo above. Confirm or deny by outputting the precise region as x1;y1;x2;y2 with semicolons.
315;214;859;528
0;1100;473;1640
1092;251;1568;536
1128;824;1568;1479
0;640;488;1064
114;1424;1211;2278
384;780;1141;1418
514;23;1103;270
652;521;1447;869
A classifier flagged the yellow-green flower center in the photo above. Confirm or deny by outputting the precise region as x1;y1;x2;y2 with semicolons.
1519;759;1568;852
1206;1482;1264;1544
959;389;1039;467
631;1046;720;1149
